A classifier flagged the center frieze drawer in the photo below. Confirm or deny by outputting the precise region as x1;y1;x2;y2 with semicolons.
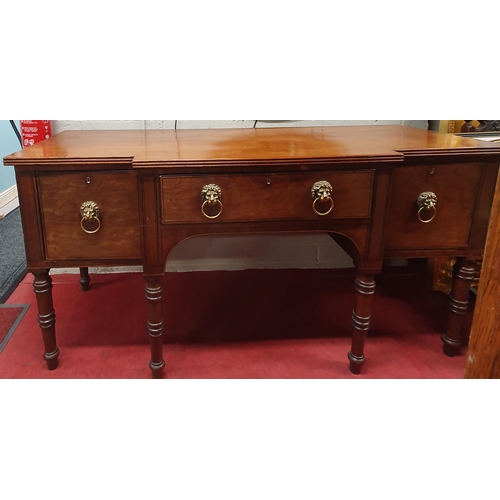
160;170;374;224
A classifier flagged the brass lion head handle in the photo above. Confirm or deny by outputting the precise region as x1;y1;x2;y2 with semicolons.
201;184;223;219
416;191;437;223
311;181;334;216
80;201;101;234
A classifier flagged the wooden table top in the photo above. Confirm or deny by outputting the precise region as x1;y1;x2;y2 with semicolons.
5;125;500;168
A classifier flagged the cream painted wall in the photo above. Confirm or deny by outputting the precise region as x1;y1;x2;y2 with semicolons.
53;120;426;132
51;120;428;272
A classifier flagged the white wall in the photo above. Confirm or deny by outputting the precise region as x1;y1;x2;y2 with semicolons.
51;120;428;272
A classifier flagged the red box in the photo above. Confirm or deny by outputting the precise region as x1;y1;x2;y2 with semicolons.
20;120;52;147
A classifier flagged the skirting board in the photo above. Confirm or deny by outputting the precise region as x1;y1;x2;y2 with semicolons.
0;186;19;219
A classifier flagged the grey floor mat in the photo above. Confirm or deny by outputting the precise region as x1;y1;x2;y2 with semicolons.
0;208;27;303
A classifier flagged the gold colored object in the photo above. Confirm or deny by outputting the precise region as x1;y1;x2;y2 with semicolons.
417;191;437;223
311;181;334;216
437;120;480;134
80;201;101;234
201;184;223;219
427;257;482;295
427;257;456;295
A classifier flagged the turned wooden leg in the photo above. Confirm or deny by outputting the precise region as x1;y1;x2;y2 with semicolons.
348;274;375;375
79;267;90;292
443;258;475;357
33;270;59;370
145;277;165;378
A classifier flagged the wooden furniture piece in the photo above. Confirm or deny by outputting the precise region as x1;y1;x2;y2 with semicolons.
428;122;500;295
464;171;500;378
4;125;500;377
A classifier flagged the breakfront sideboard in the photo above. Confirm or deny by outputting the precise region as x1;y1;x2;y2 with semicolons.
4;125;500;377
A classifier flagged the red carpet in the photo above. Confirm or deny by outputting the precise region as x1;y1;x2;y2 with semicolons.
0;304;29;354
0;269;469;378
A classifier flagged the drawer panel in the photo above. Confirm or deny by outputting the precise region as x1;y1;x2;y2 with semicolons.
161;170;374;224
384;163;482;251
38;171;141;260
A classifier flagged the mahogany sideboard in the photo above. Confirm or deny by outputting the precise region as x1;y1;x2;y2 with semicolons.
4;125;500;377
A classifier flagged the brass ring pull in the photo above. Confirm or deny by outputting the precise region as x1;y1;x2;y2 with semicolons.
201;199;223;219
417;205;437;223
312;196;334;216
80;201;101;234
416;192;437;224
311;181;334;216
201;184;223;219
80;217;101;234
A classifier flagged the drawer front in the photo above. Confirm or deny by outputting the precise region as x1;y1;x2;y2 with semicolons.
385;163;482;251
38;171;141;260
161;170;374;224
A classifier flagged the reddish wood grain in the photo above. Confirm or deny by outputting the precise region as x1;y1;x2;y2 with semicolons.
5;126;500;168
464;172;500;378
385;163;482;251
38;171;141;261
161;170;374;224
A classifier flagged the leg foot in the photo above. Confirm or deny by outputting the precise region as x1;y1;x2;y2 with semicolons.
441;334;462;357
348;351;365;375
79;267;90;292
44;348;60;370
150;360;165;378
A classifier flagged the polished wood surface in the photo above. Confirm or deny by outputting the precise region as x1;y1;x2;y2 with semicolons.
464;171;500;378
5;125;500;168
4;125;500;377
